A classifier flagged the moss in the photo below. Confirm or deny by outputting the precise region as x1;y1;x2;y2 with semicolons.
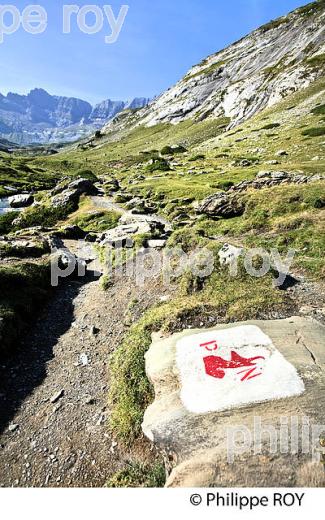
107;461;166;488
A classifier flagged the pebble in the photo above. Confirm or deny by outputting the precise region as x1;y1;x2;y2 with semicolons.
8;423;19;433
50;389;64;404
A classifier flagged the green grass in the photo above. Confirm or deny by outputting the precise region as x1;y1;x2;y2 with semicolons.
0;261;51;356
12;202;75;231
195;182;325;278
311;103;325;115
306;53;325;68
0;211;19;234
70;209;121;232
107;461;166;488
185;60;227;81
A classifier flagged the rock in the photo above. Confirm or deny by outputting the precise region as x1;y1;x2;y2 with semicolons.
276;150;288;156
265;160;280;165
52;249;87;277
0;234;50;258
67;178;98;195
147;239;167;249
54;225;86;240
99;216;166;248
50;390;64;404
51;189;80;210
8;194;34;208
196;192;245;218
218;243;243;266
51;178;98;210
79;353;90;366
84;233;98;243
142;317;325;487
8;423;19;432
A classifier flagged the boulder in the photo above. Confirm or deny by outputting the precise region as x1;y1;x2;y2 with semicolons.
67;178;98;195
51;189;80;209
99;218;164;248
8;194;34;208
146;239;167;249
196;192;246;218
54;225;87;239
51;178;98;210
142;318;325;487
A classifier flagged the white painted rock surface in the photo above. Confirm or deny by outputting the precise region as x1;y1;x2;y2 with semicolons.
142;317;325;487
176;325;304;414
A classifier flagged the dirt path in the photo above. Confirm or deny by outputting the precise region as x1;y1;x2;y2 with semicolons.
91;195;171;229
0;259;169;487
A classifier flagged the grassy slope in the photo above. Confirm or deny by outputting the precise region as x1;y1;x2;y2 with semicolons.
107;79;325;443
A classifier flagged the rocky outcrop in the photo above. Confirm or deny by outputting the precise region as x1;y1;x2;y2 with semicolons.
197;171;325;216
196;192;245;218
51;178;98;210
227;171;325;193
8;194;34;208
0;230;50;258
142;318;325;487
99;218;166;248
90;98;150;123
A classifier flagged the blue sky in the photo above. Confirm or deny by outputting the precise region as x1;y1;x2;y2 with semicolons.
0;0;311;105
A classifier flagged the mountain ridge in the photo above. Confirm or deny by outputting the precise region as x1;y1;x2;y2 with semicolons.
102;0;325;136
0;88;150;145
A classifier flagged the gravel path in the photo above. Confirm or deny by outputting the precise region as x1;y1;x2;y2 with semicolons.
0;261;168;487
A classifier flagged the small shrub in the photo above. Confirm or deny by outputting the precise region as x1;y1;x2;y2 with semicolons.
311;104;325;115
145;158;171;173
15;203;74;230
160;146;174;155
0;211;19;234
189;154;205;162
100;274;113;291
261;123;281;130
107;461;166;488
301;127;325;137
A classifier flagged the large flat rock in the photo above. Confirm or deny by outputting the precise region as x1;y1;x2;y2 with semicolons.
142;317;325;487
